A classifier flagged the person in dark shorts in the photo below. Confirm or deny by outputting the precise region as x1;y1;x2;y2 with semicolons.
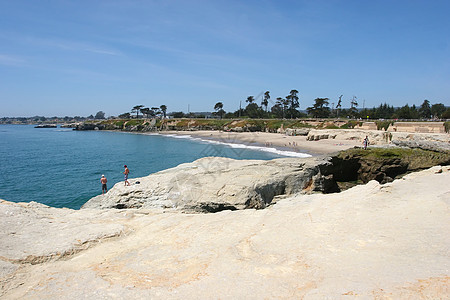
123;165;130;186
101;174;108;195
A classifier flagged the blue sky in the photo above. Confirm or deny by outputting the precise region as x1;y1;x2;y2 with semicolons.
1;0;449;117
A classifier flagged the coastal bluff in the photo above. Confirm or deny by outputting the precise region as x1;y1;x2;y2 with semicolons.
1;166;449;298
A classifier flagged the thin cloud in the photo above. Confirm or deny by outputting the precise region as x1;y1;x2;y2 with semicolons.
52;40;122;56
83;47;121;56
8;34;122;57
0;54;26;67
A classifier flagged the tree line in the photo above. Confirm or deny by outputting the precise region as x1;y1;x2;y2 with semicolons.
118;105;168;119
211;91;449;120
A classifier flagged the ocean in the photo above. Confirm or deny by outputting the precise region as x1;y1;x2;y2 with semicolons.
0;125;309;209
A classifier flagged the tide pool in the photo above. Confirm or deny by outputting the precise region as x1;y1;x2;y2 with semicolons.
0;125;285;209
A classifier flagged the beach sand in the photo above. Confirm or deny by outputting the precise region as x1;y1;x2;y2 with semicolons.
162;130;362;155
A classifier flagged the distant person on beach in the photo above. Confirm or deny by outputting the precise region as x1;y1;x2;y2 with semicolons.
101;175;107;194
123;165;130;186
363;136;369;150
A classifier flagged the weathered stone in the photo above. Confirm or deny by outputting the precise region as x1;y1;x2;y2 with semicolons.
285;128;310;136
331;148;450;185
306;129;450;151
82;156;338;212
1;166;449;298
230;126;243;132
392;139;450;152
0;200;125;264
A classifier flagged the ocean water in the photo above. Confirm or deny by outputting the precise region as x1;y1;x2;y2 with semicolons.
0;125;308;209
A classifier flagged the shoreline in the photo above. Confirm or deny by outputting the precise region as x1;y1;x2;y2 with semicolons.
149;130;362;156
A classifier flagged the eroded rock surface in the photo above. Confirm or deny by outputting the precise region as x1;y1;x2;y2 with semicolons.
1;166;449;299
0;200;125;265
306;129;450;152
331;148;450;184
82;156;339;212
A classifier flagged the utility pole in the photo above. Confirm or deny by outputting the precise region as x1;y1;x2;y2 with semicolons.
238;101;242;118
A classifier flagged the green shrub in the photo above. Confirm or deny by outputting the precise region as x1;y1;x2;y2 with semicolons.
125;119;145;126
325;124;339;129
340;122;355;129
445;121;450;133
114;120;125;128
375;120;393;131
340;120;362;129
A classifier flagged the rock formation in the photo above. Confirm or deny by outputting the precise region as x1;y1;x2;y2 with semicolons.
1;166;449;298
82;148;449;212
306;129;450;152
331;147;450;184
82;156;339;212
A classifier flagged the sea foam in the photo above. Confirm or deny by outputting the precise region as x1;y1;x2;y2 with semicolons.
162;134;312;158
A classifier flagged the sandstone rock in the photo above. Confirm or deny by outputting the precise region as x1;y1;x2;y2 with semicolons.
229;126;243;132
306;129;450;152
1;166;449;298
392;140;450;152
0;200;125;265
331;147;450;185
285;128;310;136
82;156;338;212
307;129;388;144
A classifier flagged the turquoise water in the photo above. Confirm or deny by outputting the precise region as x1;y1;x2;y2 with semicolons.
0;125;285;209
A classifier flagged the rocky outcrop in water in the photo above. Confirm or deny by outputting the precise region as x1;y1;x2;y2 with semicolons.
82;156;339;212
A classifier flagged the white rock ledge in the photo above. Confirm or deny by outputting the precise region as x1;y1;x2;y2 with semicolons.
0;166;449;298
82;156;337;212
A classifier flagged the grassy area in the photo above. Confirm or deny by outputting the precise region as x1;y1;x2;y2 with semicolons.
339;120;362;129
124;119;146;126
375;120;394;131
338;147;449;167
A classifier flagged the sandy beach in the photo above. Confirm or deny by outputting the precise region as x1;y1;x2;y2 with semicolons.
160;130;362;156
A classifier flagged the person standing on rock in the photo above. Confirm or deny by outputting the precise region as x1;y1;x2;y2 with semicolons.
363;136;369;150
101;175;108;195
123;165;130;186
